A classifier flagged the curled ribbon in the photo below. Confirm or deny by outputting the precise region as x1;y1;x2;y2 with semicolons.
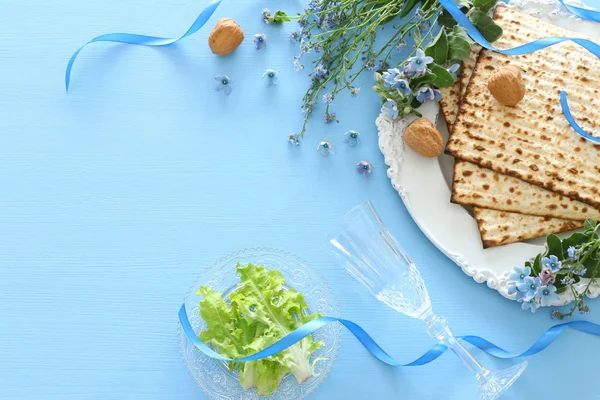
558;0;600;22
560;91;600;143
65;0;222;92
179;304;600;366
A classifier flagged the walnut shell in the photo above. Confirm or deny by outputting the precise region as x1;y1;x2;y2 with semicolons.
487;67;526;106
208;18;244;56
403;118;443;158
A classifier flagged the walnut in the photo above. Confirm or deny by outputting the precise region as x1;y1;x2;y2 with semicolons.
487;67;526;106
208;18;244;56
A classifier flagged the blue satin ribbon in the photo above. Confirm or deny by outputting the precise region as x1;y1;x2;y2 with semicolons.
179;304;600;366
560;91;600;143
65;0;222;92
437;0;600;58
558;0;600;22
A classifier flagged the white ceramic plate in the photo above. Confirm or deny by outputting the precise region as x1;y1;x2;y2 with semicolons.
377;0;600;306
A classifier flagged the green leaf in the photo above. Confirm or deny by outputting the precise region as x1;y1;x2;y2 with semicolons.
562;232;589;250
425;30;449;65
430;64;455;88
584;218;598;233
272;10;290;24
473;0;498;13
545;234;564;259
457;0;474;10
438;11;458;28
469;10;503;42
447;35;471;61
451;25;475;44
555;286;568;294
410;71;437;87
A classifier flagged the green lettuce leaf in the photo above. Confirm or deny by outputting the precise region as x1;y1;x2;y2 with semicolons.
198;263;324;396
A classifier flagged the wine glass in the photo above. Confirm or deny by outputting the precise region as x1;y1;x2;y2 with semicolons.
329;200;527;400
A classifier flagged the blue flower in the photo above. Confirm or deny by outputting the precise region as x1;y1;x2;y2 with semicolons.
541;255;562;273
507;281;519;296
356;161;372;177
214;75;232;95
262;69;279;85
324;112;336;124
301;101;316;116
509;265;531;283
294;59;304;71
517;276;541;301
322;92;334;104
405;48;434;77
317;140;335;156
350;87;360;97
261;9;272;24
290;32;300;43
344;130;360;147
551;309;563;320
560;277;575;285
288;133;300;146
416;87;441;103
313;64;327;80
395;40;407;52
577;268;587;276
536;285;559;307
254;33;267;50
395;78;411;97
567;246;578;260
521;298;539;313
449;63;461;80
382;100;398;119
365;60;377;71
382;68;401;88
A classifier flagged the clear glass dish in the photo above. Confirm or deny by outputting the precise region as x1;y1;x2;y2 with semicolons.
178;248;341;400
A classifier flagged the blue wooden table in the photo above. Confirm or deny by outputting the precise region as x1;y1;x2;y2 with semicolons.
1;0;599;398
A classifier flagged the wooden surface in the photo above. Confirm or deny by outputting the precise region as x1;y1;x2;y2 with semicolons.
1;0;600;398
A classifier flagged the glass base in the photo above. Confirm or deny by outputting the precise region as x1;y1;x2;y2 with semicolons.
477;362;527;400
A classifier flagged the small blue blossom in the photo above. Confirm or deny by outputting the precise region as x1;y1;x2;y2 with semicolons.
344;130;360;147
578;304;590;315
301;101;316;116
254;33;267;50
288;133;300;146
561;277;575;285
419;22;430;37
324;112;336;124
542;255;562;273
382;68;400;88
567;246;578;260
214;75;232;95
517;276;541;301
356;161;372;177
262;69;279;85
290;32;300;43
577;268;588;276
405;48;433;77
449;63;461;80
382;100;398;119
317;140;335;156
395;78;411;97
521;298;539;313
415;7;424;18
536;285;559;307
313;64;327;80
395;40;407;52
509;265;532;283
261;9;272;24
294;59;304;71
365;60;377;71
416;87;441;103
507;281;519;296
314;45;323;53
322;92;334;105
298;17;308;28
551;309;563;320
350;87;360;97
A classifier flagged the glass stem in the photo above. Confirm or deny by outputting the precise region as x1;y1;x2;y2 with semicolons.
422;311;488;378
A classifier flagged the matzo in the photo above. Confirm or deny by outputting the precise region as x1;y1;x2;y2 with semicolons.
473;207;583;248
445;6;600;209
453;160;600;221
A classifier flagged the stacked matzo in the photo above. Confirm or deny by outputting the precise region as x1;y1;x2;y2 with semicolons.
442;6;600;247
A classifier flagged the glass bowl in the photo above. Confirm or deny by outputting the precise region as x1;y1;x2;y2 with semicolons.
178;248;341;399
